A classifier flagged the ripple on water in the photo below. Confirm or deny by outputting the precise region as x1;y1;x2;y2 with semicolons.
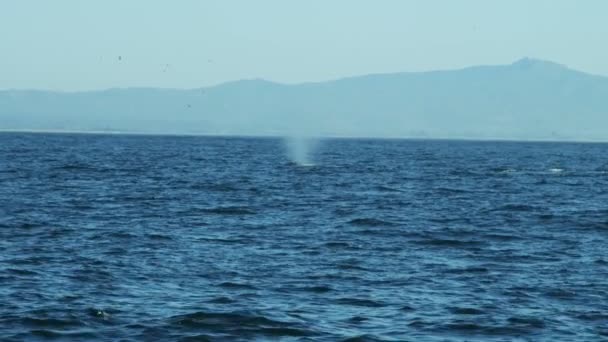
340;334;388;342
200;206;257;215
2;135;608;341
169;311;315;338
218;282;258;290
348;218;396;227
335;298;387;308
448;307;485;315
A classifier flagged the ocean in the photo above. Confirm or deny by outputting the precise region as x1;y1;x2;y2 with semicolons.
1;132;607;341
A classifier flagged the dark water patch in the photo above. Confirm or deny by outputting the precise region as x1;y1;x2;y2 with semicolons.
69;268;115;282
106;231;137;239
16;222;47;230
435;187;470;194
416;238;483;248
104;247;129;256
218;282;257;290
334;208;356;217
29;329;65;339
449;307;485;315
346;316;369;324
590;221;608;231
545;288;576;300
193;182;240;192
196;237;250;245
483;233;523;241
437;319;546;337
47;227;76;238
439;322;487;333
407;318;432;330
341;334;387;342
348;218;396;227
59;295;83;303
323;241;354;249
52;163;96;171
6;256;49;266
489;204;539;212
178;334;214;342
374;185;402;193
355;228;407;237
169;311;313;337
429;216;473;225
6;268;39;276
257;326;313;337
445;266;489;274
335;298;387;308
399;305;416;312
201;206;256;215
293;285;333;293
449;169;479;177
337;263;369;271
207;297;236;304
576;312;608;322
537;213;554;220
17;329;98;340
146;233;173;240
507;316;546;329
19;317;84;329
595;259;608;265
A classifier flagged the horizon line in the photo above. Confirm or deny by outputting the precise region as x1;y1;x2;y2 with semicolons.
1;128;607;144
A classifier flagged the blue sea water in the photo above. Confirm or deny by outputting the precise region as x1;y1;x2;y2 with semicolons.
1;132;607;341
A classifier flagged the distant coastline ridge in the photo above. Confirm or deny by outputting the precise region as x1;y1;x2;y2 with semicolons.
1;58;607;142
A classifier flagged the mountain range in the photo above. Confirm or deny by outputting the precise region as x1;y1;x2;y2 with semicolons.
1;58;607;141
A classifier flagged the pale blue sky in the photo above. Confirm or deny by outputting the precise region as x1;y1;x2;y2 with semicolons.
1;0;607;91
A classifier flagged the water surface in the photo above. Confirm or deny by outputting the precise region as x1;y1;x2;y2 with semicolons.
1;133;607;341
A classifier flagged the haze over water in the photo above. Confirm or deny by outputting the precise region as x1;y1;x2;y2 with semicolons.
2;133;607;341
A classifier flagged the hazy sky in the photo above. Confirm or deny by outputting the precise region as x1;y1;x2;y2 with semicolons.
1;0;607;91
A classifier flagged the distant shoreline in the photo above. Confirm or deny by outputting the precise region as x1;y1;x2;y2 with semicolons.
1;128;607;144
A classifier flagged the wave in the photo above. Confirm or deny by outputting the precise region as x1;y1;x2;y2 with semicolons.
201;206;257;215
348;218;396;227
435;187;470;194
52;163;95;171
145;233;173;240
334;297;387;308
207;296;236;304
21;330;97;340
417;238;484;248
218;282;257;290
192;182;240;192
341;334;388;342
169;311;314;337
435;318;545;336
293;285;333;293
489;204;539;212
19;317;84;329
449;307;485;315
483;233;523;241
6;268;39;276
444;266;489;274
374;185;403;193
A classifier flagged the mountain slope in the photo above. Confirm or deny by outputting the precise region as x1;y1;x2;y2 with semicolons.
1;58;607;140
